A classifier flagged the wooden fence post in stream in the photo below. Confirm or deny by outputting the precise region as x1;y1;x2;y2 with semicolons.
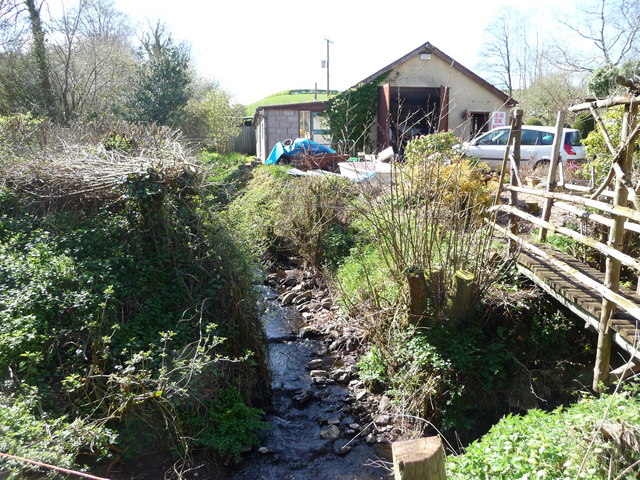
593;100;638;392
392;437;446;480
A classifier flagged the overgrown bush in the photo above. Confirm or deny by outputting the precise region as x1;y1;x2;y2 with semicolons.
0;131;268;475
447;387;640;479
582;105;640;184
228;166;357;270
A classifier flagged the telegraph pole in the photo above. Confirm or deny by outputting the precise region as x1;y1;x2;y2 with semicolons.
324;37;333;97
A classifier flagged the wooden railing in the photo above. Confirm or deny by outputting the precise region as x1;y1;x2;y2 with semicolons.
489;91;640;390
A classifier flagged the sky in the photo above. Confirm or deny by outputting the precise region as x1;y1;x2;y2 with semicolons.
104;0;577;105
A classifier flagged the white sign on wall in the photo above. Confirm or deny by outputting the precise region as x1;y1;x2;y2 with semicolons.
491;111;507;129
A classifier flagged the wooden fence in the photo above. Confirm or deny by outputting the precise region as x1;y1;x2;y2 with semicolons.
488;89;640;391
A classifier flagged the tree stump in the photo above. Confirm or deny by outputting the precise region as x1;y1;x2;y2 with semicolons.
406;266;428;326
392;436;446;480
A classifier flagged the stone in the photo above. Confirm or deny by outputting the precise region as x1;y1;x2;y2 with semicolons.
298;305;310;313
378;395;391;412
355;390;368;401
328;338;345;351
365;433;376;444
327;418;341;425
349;380;365;389
280;292;297;306
376;414;391;426
293;291;312;305
333;439;352;456
310;370;328;379
306;359;323;370
320;425;340;440
301;312;313;320
331;369;352;384
293;390;314;406
258;447;271;454
299;326;322;339
349;423;361;430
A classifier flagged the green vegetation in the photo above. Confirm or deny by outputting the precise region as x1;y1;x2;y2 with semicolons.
448;388;640;480
323;73;389;151
0;121;268;476
245;89;338;116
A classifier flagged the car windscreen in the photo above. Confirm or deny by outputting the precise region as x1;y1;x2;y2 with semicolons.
564;131;582;146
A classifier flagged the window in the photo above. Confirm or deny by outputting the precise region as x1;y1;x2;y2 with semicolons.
521;129;539;145
564;131;582;146
477;128;510;145
540;132;554;145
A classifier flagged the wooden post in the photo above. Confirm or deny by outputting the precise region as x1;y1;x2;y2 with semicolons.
448;270;475;323
406;266;428;326
392;437;446;480
509;109;523;251
593;100;638;392
539;110;565;242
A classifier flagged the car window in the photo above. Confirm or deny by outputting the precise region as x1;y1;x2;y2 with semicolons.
564;131;582;146
521;129;539;145
540;132;554;145
476;129;510;146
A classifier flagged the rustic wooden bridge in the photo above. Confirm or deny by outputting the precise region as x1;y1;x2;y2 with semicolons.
489;90;640;391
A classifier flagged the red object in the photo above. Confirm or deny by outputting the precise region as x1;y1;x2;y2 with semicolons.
564;144;576;155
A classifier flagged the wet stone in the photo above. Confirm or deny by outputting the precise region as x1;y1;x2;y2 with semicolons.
293;390;314;406
299;326;322;339
293;291;312;304
310;369;328;378
258;447;271;454
365;433;376;444
306;359;324;370
280;292;298;305
327;418;341;425
320;424;340;440
333;439;352;456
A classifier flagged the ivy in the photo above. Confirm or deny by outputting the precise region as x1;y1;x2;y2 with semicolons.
323;72;389;152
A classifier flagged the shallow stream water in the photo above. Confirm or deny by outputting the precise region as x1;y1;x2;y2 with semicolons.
230;288;392;480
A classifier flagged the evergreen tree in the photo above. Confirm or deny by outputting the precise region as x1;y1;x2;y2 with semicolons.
125;29;190;126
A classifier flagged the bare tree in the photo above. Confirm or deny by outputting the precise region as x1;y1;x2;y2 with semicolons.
48;0;135;122
554;0;640;71
478;7;548;96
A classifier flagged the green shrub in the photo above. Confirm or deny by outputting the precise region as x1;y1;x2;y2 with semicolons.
447;388;640;480
0;159;268;474
335;243;400;314
190;386;271;460
0;390;115;475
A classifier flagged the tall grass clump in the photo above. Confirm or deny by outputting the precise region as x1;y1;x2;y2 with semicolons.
228;166;358;270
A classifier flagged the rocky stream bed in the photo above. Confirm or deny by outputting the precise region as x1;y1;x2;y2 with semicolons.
229;269;400;480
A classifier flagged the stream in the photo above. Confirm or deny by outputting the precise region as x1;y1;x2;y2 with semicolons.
230;287;392;480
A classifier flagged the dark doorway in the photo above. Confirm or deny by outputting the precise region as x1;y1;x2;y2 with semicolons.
470;112;490;138
378;86;446;153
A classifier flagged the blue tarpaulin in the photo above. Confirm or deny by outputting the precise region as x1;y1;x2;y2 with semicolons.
265;138;335;165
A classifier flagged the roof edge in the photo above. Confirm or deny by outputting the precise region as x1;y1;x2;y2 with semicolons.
351;42;517;106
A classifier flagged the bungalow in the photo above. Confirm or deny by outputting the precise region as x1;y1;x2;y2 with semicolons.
254;42;516;161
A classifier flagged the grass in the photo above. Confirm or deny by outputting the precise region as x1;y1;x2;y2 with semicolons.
245;89;338;116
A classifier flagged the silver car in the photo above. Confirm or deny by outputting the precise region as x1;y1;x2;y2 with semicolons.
462;126;585;169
